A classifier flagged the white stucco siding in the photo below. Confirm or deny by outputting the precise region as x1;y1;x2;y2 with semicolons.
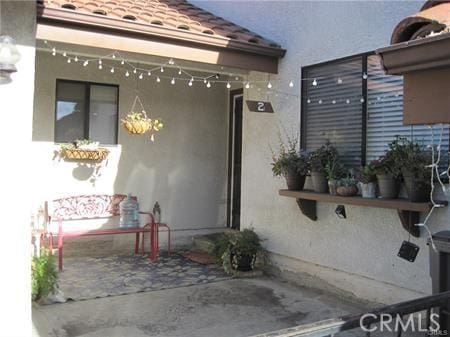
32;49;230;247
191;0;450;303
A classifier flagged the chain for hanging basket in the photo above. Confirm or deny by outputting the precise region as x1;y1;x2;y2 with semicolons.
121;95;154;135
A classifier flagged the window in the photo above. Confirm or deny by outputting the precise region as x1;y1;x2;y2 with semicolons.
301;54;449;167
55;80;119;144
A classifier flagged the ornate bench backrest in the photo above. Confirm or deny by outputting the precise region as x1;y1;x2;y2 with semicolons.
48;194;137;221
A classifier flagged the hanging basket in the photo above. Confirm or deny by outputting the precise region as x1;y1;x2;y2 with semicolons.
121;120;152;135
61;148;109;161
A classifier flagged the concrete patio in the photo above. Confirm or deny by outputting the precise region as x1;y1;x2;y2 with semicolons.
33;276;372;337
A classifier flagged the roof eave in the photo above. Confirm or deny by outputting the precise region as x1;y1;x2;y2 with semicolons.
37;5;286;59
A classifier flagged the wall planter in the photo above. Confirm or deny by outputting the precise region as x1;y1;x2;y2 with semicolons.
311;172;328;193
285;174;306;191
377;174;400;199
61;148;109;161
360;182;377;198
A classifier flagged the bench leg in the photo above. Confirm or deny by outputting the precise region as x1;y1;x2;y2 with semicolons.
135;232;139;254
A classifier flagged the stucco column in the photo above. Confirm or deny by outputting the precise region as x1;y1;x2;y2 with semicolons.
0;1;36;335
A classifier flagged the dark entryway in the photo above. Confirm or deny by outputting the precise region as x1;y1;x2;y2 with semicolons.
227;89;243;230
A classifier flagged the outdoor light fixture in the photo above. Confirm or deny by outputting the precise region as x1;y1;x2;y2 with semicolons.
335;205;346;219
0;36;21;84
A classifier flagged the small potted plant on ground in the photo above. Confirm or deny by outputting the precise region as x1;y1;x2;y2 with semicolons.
217;229;264;274
271;133;309;190
358;164;377;198
308;141;339;193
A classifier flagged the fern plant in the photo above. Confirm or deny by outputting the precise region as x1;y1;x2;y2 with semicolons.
31;250;58;302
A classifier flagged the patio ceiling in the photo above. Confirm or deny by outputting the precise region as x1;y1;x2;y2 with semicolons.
36;0;286;73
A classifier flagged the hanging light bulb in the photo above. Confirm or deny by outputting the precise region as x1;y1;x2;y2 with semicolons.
312;78;318;86
307;98;311;104
52;47;56;56
226;82;231;89
267;82;272;89
151;134;155;142
62;52;67;57
337;77;343;84
121;60;125;65
67;58;71;64
147;71;151;76
125;71;130;77
111;68;115;73
346;99;350;104
74;56;78;62
318;99;322;104
168;58;174;65
188;79;193;87
112;54;116;59
156;76;161;83
332;99;336;104
362;72;368;80
178;68;182;75
98;64;103;70
160;66;164;72
203;78;207;84
289;80;294;88
139;73;143;79
133;68;137;74
206;81;211;88
83;60;89;67
245;82;250;89
98;59;102;65
171;77;175;85
360;97;365;103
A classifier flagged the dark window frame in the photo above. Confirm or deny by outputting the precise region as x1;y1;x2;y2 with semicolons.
54;79;119;145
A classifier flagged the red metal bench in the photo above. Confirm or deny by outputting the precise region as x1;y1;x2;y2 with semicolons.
45;194;169;271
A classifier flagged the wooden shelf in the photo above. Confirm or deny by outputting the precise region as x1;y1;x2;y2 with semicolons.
279;189;447;238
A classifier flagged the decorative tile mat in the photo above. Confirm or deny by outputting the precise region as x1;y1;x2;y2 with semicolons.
58;254;229;301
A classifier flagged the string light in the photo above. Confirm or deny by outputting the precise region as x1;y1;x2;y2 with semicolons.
362;72;368;80
188;79;193;87
346;99;350;104
98;64;103;70
74;56;78;62
267;82;272;89
337;77;343;84
160;66;164;73
360;97;365;103
332;99;336;104
111;68;115;73
83;61;88;67
67;58;71;64
312;78;318;86
147;71;151;76
133;68;137;74
226;82;231;89
206;81;211;88
289;81;294;88
168;59;175;65
171;78;176;85
178;68;182;75
307;98;311;104
52;48;56;56
112;54;116;59
121;60;125;65
62;52;67;57
139;73;143;79
125;71;130;77
318;99;322;104
245;82;250;89
156;76;161;83
99;59;102;65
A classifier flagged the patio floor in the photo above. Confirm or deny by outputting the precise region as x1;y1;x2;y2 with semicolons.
32;255;425;337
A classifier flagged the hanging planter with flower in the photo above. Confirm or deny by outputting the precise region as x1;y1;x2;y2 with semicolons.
121;95;164;140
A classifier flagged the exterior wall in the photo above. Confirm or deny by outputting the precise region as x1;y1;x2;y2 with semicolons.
0;1;36;335
32;49;229;251
192;0;450;304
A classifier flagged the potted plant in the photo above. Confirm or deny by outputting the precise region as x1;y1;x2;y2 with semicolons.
271;133;309;190
216;229;263;274
324;156;345;196
394;138;432;202
121;111;154;135
59;139;109;161
309;141;339;193
336;176;359;197
358;164;377;198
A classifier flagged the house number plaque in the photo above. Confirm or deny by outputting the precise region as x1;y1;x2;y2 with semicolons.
246;100;274;113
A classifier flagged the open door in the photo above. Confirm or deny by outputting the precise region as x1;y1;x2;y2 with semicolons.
227;89;243;230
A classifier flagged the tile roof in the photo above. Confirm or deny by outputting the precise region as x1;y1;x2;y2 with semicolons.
391;0;450;44
37;0;284;54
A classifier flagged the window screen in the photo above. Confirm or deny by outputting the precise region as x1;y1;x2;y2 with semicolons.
302;57;363;168
55;80;118;144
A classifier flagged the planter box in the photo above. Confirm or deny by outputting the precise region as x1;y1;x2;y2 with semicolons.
61;148;109;161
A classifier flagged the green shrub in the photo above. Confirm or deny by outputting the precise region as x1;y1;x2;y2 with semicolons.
31;250;58;302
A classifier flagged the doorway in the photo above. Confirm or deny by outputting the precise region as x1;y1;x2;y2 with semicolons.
227;89;243;230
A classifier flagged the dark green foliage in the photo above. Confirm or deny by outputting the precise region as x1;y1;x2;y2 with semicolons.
31;250;58;302
309;141;339;173
271;130;309;177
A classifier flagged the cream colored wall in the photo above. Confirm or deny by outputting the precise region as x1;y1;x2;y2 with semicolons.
32;49;229;248
192;0;450;304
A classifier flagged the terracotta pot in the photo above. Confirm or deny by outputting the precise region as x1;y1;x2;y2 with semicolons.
311;171;328;193
285;174;306;191
360;182;377;198
377;174;400;199
336;185;358;197
402;173;431;202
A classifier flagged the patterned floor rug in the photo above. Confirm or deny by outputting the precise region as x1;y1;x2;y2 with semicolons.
58;254;229;301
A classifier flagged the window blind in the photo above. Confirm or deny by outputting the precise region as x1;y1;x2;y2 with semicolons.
303;57;363;168
366;55;449;165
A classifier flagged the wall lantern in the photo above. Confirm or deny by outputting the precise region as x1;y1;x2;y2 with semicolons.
0;36;21;84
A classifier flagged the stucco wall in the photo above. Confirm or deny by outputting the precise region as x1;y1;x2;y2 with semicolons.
32;49;229;249
0;1;36;335
191;0;450;303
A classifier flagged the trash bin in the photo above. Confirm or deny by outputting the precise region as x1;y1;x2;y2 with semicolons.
429;231;450;332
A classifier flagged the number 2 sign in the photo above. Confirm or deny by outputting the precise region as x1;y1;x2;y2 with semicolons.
246;100;274;113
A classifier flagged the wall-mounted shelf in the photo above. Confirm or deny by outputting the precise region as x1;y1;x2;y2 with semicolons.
279;189;448;238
